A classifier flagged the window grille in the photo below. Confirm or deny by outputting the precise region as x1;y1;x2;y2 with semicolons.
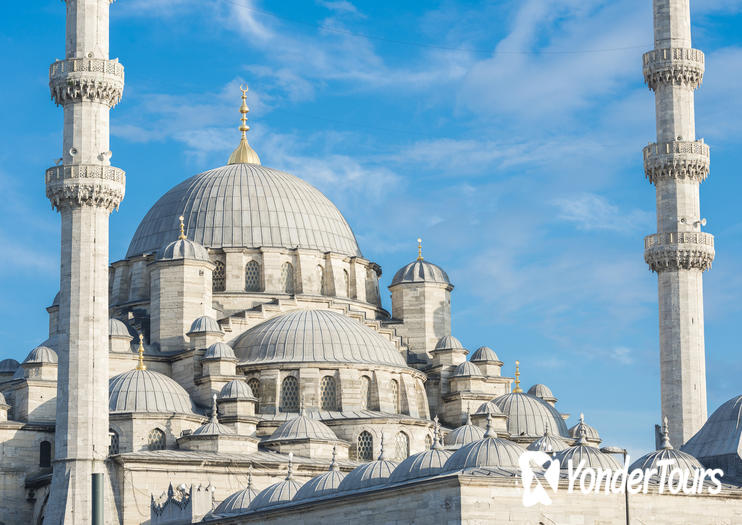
245;260;261;292
357;431;373;461
320;376;337;411
247;377;261;400
390;379;399;414
394;432;409;460
280;376;299;412
147;428;166;451
213;260;226;292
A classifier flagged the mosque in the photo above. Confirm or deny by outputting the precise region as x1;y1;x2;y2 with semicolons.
0;0;741;524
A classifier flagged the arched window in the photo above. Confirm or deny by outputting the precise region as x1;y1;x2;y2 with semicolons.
425;434;432;450
280;262;295;294
320;376;337;411
316;265;325;295
147;428;166;451
39;441;52;468
390;379;399;414
245;260;261;292
357;431;373;461
213;260;226;292
394;432;409;460
342;269;350;298
359;376;371;410
280;376;299;412
247;377;261;401
109;429;120;456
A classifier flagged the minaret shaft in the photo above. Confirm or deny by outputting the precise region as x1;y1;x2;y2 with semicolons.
45;0;125;522
644;0;712;447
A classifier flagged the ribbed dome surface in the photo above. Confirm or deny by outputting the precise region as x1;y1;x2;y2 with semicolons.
471;346;499;362
294;468;346;501
444;419;485;447
390;260;450;286
528;383;556;402
234;310;406;367
126;163;361;258
682;395;742;461
629;448;703;476
555;444;621;471
218;379;254;400
475;401;502;415
338;459;398;492
569;416;601;443
109;369;195;414
24;346;58;364
492;392;569;438
204;342;236;360
158;238;210;262
248;478;303;510
0;358;19;373
109;318;133;338
453;361;482;377
434;336;465;351
526;431;570;453
189;316;222;334
214;486;259;515
443;436;523;472
388;448;452;483
269;413;338;441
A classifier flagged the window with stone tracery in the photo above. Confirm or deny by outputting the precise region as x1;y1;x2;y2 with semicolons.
247;377;260;401
316;265;325;295
109;429;120;456
281;262;295;294
357;431;373;461
320;375;338;411
147;428;166;451
280;376;299;412
213;260;226;292
394;432;409;460
390;379;399;414
245;260;261;292
360;376;372;410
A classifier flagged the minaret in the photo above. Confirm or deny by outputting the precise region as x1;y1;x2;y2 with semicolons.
45;0;125;521
643;0;713;446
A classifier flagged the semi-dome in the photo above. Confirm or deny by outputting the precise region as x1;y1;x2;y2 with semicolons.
158;238;210;262
528;384;556;403
390;259;450;287
294;452;346;501
218;379;254;400
568;414;601;444
453;361;483;377
204;342;236;360
0;358;19;373
444;414;485;447
126;163;361;259
443;422;523;472
492;392;569;438
248;464;303;511
682;395;742;471
188;316;222;334
23;345;58;364
471;346;499;362
109;318;133;338
233;309;407;367
214;475;258;516
631;419;703;478
269;413;338;441
109;369;195;414
434;336;466;352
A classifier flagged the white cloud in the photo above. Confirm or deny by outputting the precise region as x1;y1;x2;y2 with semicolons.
552;193;653;233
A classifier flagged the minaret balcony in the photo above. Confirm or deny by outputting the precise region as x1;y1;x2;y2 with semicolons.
644;231;715;272
45;164;126;212
643;47;704;91
49;57;125;107
643;140;710;184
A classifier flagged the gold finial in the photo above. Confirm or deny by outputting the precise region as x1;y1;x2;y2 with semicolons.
417;238;423;260
178;215;187;240
513;360;522;392
227;85;261;165
136;333;147;371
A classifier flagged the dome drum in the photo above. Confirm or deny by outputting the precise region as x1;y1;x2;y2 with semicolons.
178;431;259;455
187;316;224;350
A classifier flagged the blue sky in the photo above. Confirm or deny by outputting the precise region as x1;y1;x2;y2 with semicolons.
2;0;741;457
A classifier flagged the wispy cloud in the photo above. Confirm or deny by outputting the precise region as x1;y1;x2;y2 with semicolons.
552;193;653;233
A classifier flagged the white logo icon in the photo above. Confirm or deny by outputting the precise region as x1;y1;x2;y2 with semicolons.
519;451;560;507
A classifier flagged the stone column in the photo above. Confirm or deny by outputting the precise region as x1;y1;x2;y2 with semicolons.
644;0;713;446
44;0;125;522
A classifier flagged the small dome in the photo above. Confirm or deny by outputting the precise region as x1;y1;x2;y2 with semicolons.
0;358;20;373
492;392;569;438
338;458;398;492
443;435;523;472
109;318;133;338
528;383;556;402
390;259;451;287
444;414;486;447
158;237;210;262
453;361;482;377
204;342;236;360
248;467;303;511
214;484;258;516
568;414;601;444
218;379;254;400
555;443;621;471
475;401;502;416
188;316;222;334
471;346;499;362
109;369;195;414
269;413;338;441
389;447;452;484
434;336;466;352
632;418;703;477
526;427;570;453
294;454;346;501
234;310;407;368
192;398;234;436
23;345;58;365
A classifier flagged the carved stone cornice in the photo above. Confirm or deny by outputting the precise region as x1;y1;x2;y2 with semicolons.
644;231;714;272
643;47;704;91
46;164;126;212
49;58;124;107
643;140;709;184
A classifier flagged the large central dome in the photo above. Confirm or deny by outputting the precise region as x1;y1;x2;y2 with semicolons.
126;163;362;258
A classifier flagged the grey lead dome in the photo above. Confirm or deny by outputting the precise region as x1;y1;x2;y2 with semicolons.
126;163;361;258
390;259;451;287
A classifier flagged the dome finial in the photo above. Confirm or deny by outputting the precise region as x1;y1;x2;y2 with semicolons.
431;415;440;450
136;333;147;371
576;422;588;445
417;237;423;260
660;416;674;450
227;85;261;165
286;452;294;480
484;413;496;438
379;433;388;461
178;215;187;240
513;360;522;392
210;393;219;423
330;445;339;471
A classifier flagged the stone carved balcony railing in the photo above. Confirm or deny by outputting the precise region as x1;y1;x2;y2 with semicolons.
49;57;125;107
46;164;126;212
644;231;714;272
643;47;704;91
643;140;710;184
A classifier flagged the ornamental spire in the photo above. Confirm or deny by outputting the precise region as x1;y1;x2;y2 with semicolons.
178;215;187;240
513;360;522;393
136;333;146;371
660;416;674;450
227;85;261;165
417;237;423;261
